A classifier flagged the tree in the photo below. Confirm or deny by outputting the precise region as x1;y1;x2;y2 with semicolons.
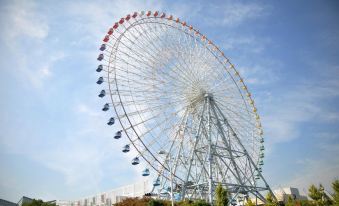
297;199;313;206
285;195;295;206
148;199;167;206
114;197;151;206
192;199;211;206
265;192;278;206
215;183;229;206
332;179;339;206
22;199;56;206
176;200;194;206
308;184;332;206
309;184;322;206
245;199;255;206
319;184;332;206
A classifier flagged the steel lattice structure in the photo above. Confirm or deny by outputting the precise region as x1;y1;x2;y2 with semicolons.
96;11;275;205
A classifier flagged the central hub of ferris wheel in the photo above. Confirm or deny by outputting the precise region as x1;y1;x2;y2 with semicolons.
95;10;276;205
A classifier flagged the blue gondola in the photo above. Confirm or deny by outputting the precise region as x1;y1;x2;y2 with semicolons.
258;168;262;172
96;65;103;72
260;145;265;151
132;157;139;165
153;178;160;186
102;103;109;111
99;44;106;51
114;131;122;139
255;174;260;180
260;138;264;143
97;53;104;61
107;117;115;125
96;77;104;84
122;144;130;153
98;90;106;98
142;168;150;176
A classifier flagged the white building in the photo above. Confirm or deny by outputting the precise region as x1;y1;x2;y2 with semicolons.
249;187;308;205
273;187;308;202
57;179;151;206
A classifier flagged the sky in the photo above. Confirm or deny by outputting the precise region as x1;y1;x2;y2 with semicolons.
0;0;339;202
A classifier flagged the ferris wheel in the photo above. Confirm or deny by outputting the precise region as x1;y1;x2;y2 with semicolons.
96;11;275;204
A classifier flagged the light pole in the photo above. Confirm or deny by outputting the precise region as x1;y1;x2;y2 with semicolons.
159;150;174;206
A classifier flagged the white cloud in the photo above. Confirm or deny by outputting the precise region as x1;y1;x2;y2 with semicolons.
237;59;281;86
198;1;268;27
221;2;267;27
260;69;339;146
0;0;49;43
222;36;267;53
0;1;67;89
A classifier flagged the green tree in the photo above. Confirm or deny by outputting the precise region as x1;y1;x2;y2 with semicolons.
308;184;332;206
309;184;322;206
148;199;166;206
192;199;211;206
265;192;278;206
215;183;229;206
176;200;194;206
285;195;295;206
244;198;255;206
297;199;313;206
319;184;332;206
114;197;151;206
22;199;56;206
333;179;339;206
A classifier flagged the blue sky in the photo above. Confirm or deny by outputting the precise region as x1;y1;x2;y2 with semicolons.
0;0;338;202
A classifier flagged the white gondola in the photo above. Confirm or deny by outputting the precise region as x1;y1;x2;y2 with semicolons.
96;77;104;84
260;145;265;151
96;65;103;72
107;117;115;125
259;160;264;166
102;103;109;111
259;152;264;158
132;157;140;165
122;144;130;152
153;178;160;186
114;131;122;139
98;90;106;98
142;168;150;176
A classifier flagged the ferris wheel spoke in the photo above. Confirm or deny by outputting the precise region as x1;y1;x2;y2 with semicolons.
112;45;195;89
214;99;256;126
131;21;206;85
116;24;189;83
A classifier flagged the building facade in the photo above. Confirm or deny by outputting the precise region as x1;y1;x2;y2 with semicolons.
57;179;151;206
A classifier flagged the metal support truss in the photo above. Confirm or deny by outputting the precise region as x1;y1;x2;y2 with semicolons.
179;94;276;205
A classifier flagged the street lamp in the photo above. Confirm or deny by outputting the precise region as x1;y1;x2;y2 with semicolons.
158;150;174;206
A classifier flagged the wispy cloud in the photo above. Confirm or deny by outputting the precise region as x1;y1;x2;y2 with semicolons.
195;1;268;27
220;2;267;27
0;0;49;42
261;65;339;147
0;1;67;89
